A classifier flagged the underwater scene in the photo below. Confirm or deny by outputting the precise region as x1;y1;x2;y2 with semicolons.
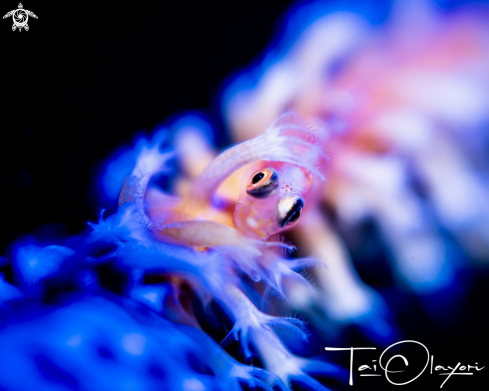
1;0;489;390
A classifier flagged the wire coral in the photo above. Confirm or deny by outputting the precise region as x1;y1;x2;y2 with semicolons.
0;112;336;390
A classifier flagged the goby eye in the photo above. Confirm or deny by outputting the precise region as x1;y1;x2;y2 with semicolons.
277;196;304;227
246;168;279;198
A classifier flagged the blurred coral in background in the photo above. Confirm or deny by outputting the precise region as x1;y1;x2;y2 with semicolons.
223;0;489;316
1;0;489;390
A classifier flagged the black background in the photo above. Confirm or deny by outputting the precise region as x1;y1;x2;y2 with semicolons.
1;0;296;254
